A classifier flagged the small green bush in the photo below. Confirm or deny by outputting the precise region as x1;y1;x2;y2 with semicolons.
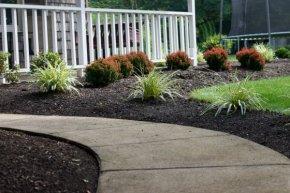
166;51;192;70
236;48;265;71
109;55;134;78
197;50;206;63
129;71;182;101
203;48;230;71
33;62;80;93
85;58;120;86
253;43;275;63
0;52;10;74
5;64;20;83
31;52;63;73
202;34;223;51
201;75;264;116
126;52;154;75
275;47;290;59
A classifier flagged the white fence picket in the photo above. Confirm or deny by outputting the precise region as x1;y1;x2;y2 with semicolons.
32;10;39;55
12;9;19;64
70;11;77;67
125;13;130;53
22;9;30;70
61;11;67;63
111;13;117;55
42;10;48;52
138;14;143;52
51;11;58;52
1;8;8;53
118;13;124;55
87;12;94;62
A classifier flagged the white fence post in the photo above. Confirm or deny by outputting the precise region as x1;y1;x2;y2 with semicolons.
76;1;88;76
188;0;198;66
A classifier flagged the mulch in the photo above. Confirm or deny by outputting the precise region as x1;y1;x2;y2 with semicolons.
0;60;289;192
0;128;99;193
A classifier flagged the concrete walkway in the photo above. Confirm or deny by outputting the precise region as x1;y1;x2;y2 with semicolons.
0;114;289;193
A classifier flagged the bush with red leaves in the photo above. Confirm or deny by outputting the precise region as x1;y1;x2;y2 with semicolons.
85;58;120;86
126;52;154;75
166;51;192;70
236;48;265;71
109;55;134;78
203;48;230;71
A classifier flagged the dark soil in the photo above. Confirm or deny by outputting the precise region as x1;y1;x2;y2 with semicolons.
0;60;289;160
0;128;99;193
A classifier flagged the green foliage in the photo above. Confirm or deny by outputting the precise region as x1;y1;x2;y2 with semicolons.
85;59;120;86
154;62;166;67
129;71;182;101
199;75;264;116
275;47;290;59
192;76;290;115
253;43;275;63
166;51;192;70
202;34;222;51
197;50;206;63
33;62;80;93
31;52;63;73
5;64;20;83
0;52;10;74
126;52;154;75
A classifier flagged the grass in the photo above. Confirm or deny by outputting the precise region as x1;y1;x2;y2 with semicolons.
191;76;290;115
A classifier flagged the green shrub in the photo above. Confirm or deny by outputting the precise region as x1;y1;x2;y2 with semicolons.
203;48;230;71
253;43;275;63
85;58;120;86
5;64;20;83
202;34;222;51
154;62;166;67
0;52;10;75
126;52;154;75
109;55;133;78
236;48;265;71
33;62;80;93
166;51;192;70
31;52;63;73
201;75;264;116
129;71;182;101
197;50;206;63
275;47;290;59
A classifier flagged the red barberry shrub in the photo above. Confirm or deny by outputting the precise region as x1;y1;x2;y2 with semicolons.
203;48;230;71
236;48;265;71
126;52;154;75
85;58;120;86
166;51;192;70
109;55;134;78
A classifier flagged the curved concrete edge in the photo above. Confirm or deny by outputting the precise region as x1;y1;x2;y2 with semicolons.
0;114;289;193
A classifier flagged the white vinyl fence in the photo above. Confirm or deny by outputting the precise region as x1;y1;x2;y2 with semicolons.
0;1;197;73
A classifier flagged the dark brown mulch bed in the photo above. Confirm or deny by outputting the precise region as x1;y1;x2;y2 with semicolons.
0;60;289;159
0;128;99;193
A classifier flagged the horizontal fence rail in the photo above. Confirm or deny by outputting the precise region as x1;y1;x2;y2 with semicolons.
0;3;197;73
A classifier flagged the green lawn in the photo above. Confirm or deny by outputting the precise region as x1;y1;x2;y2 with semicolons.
191;76;290;114
228;54;237;62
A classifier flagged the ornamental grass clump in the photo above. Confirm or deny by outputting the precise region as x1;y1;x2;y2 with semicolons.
109;55;134;78
126;51;154;75
166;51;192;70
203;48;231;71
33;61;80;93
201;75;264;116
31;52;63;73
129;71;182;101
253;43;275;63
85;58;120;86
236;48;265;71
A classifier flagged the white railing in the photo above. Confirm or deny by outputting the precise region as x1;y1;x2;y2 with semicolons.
0;1;197;73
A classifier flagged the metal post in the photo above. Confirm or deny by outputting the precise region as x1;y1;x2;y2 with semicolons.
219;0;224;42
188;0;197;66
266;0;272;45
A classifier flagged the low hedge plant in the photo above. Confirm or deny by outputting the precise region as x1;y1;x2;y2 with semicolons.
203;48;231;71
126;51;154;75
166;51;192;70
236;48;265;71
